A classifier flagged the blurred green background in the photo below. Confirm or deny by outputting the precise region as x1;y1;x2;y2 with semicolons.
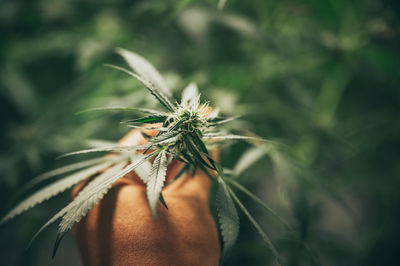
1;0;399;265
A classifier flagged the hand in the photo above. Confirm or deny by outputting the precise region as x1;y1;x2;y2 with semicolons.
72;128;221;266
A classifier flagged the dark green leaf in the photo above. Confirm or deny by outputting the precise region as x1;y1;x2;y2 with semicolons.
183;135;215;170
122;115;167;124
216;178;239;256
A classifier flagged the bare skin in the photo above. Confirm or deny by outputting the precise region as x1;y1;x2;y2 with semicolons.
72;128;220;266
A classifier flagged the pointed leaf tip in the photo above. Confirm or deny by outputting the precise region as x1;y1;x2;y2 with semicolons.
216;179;239;256
146;150;168;220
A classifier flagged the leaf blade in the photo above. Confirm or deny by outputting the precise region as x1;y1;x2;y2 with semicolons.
57;144;152;159
0;162;112;225
105;64;176;112
146;150;168;220
117;48;172;97
181;82;199;109
216;178;240;256
76;107;167;116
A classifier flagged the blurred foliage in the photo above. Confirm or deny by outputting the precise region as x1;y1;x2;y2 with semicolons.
1;0;400;265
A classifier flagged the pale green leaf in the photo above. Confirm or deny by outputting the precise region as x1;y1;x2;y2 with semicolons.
85;139;118;148
29;162;127;246
0;162;112;225
217;0;227;10
181;82;199;109
105;64;176;112
146;150;168;220
76;106;166;116
233;146;268;176
58;152;157;234
16;157;105;195
117;48;172;97
203;134;266;142
58;144;152;158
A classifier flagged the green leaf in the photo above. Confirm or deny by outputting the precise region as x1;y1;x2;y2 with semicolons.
181;82;199;109
76;106;167;116
57;144;152;159
123;115;167;124
146;150;168;220
233;146;268;176
0;162;113;225
29;161;127;252
105;64;176;112
117;48;172;97
191;133;217;169
217;0;228;10
182;135;215;170
52;232;65;259
208;115;241;125
150;131;179;144
216;178;239;256
203;134;267;142
13;157;104;199
159;192;168;210
226;185;283;265
57;152;157;236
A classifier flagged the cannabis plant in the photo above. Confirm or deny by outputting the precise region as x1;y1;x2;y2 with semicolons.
0;48;287;264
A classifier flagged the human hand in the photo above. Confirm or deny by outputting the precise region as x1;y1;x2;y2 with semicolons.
72;127;220;266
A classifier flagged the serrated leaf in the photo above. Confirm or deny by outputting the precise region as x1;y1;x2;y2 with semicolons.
29;161;127;251
181;82;199;109
58;144;152;159
76;106;167;116
105;64;176;112
0;162;112;225
14;157;105;199
117;48;172;97
146;150;168;220
216;179;239;256
57;152;157;235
